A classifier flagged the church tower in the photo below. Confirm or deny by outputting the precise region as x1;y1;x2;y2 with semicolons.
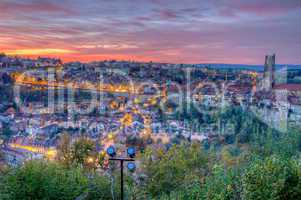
263;54;276;90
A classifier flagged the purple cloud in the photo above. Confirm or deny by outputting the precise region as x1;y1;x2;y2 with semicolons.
0;0;301;64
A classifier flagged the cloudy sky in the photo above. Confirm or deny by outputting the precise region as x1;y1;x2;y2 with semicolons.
0;0;300;64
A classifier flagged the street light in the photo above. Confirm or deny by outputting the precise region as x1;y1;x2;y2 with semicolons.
127;162;136;172
106;145;116;157
106;146;136;200
127;146;136;158
87;156;94;163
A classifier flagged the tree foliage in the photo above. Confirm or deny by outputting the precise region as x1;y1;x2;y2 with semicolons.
0;160;111;200
242;156;301;200
57;135;97;170
139;143;208;198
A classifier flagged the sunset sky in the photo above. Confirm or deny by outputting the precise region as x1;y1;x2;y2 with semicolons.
0;0;300;64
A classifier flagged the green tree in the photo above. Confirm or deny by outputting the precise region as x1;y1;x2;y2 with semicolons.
1;123;13;143
57;132;73;167
242;156;301;200
71;137;97;170
140;143;208;198
201;164;240;200
0;160;112;200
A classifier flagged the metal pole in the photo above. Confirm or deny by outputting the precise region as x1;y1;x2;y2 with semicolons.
120;160;124;200
108;158;134;200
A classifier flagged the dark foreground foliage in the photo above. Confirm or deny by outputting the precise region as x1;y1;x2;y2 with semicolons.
1;144;301;200
0;161;112;200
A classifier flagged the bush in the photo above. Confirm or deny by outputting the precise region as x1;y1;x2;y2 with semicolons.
140;143;208;198
0;160;111;200
201;164;240;200
242;156;301;200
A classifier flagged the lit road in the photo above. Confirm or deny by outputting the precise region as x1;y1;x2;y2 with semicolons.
8;143;57;159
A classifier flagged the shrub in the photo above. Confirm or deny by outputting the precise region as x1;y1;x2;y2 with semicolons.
0;160;111;200
242;156;301;200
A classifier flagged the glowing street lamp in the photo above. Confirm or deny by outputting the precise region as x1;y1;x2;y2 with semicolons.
108;133;114;140
87;156;94;164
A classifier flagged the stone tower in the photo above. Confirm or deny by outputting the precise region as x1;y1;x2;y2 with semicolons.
263;54;276;90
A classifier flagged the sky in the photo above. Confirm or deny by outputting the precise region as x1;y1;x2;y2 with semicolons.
0;0;301;64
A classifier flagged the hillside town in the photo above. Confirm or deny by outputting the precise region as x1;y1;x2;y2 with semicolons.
0;53;300;167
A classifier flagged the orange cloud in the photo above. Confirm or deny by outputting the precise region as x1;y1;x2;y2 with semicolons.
6;48;78;56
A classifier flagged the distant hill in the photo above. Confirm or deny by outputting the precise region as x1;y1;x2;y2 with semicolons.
195;64;301;72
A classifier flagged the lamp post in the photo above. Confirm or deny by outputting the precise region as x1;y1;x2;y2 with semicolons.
106;145;136;200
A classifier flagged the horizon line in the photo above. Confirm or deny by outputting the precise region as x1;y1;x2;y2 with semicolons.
2;52;301;66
